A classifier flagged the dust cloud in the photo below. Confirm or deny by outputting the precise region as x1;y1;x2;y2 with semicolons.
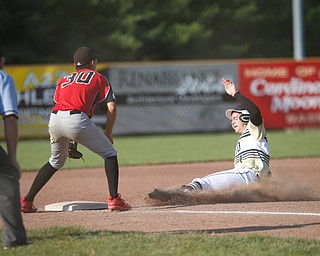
147;177;320;206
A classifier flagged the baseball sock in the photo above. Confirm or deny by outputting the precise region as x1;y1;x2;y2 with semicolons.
104;156;119;198
182;181;203;192
25;162;57;201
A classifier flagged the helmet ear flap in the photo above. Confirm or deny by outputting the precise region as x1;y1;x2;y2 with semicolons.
239;114;250;123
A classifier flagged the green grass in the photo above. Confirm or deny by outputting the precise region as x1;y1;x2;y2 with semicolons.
1;226;319;256
1;129;320;254
267;129;320;158
2;128;318;171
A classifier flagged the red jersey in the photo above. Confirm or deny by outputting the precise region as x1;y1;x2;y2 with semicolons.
52;68;115;118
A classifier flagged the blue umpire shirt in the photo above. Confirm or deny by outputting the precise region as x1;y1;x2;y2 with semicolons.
0;69;19;118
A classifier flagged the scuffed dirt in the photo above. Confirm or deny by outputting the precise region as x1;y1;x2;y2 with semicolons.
147;177;320;206
17;157;320;240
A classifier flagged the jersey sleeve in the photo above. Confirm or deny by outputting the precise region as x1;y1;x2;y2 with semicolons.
234;91;262;126
99;75;116;103
106;85;116;103
52;82;60;105
0;74;19;118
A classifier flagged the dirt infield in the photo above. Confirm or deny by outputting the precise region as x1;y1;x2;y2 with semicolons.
19;157;320;240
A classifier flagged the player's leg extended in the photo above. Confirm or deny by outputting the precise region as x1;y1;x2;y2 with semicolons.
23;113;69;206
72;115;131;210
70;114;119;197
185;168;258;192
70;113;117;158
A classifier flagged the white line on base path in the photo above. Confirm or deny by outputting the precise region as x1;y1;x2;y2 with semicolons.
147;210;320;217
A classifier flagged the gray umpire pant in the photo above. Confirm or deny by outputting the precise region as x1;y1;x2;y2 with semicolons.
0;146;27;248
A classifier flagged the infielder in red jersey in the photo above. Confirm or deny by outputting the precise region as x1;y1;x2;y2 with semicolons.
21;47;131;212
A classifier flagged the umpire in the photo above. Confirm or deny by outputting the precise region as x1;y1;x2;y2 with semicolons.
0;48;29;249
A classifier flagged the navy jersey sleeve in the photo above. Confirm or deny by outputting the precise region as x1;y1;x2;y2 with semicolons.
234;91;262;126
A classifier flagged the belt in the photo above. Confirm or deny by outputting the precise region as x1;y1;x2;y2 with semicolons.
52;110;81;115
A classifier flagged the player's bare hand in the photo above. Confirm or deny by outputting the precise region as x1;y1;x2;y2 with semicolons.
222;78;238;97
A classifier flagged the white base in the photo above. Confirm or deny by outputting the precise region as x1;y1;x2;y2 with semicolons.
44;201;108;212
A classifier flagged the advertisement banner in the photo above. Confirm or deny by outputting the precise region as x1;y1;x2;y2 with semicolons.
103;62;237;104
3;59;318;139
100;62;238;134
1;61;238;139
239;61;320;129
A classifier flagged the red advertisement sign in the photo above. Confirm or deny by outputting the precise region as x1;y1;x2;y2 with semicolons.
239;60;320;129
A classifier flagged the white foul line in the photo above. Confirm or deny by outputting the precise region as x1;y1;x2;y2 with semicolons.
150;210;320;217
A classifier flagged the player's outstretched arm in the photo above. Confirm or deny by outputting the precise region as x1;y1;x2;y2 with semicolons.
221;78;262;126
222;78;238;97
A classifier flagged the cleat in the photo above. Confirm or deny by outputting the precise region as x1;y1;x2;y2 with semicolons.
21;197;38;213
108;194;131;211
148;188;175;201
148;188;189;202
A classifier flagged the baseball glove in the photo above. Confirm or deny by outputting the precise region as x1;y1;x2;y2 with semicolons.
68;141;84;161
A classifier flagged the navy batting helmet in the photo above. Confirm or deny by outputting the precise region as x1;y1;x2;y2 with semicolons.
225;105;250;123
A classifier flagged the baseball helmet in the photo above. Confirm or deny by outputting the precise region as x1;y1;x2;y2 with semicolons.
225;105;250;123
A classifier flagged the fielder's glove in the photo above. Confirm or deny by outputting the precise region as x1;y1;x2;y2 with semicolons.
68;141;84;161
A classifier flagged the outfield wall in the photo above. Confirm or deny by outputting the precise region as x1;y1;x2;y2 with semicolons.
1;58;319;139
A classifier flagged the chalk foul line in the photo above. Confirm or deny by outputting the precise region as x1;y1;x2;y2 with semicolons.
145;210;320;217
